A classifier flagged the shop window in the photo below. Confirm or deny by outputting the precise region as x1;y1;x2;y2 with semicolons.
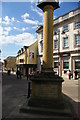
63;59;69;69
75;61;80;69
75;34;80;46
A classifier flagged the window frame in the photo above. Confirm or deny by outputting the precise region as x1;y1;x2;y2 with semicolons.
63;37;69;48
63;59;69;69
63;25;69;32
54;40;58;50
75;34;80;46
74;21;80;29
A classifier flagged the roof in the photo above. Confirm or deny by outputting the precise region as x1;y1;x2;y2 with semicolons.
4;56;16;61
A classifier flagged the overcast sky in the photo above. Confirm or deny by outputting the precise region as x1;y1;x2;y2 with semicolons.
0;1;79;61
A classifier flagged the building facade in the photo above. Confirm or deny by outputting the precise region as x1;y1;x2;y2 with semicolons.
37;7;80;79
3;56;16;72
16;41;38;76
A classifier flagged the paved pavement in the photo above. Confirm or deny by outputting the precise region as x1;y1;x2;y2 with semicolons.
62;77;80;118
1;72;80;119
2;73;28;119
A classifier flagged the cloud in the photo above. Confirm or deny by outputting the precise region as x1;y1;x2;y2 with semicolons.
13;26;28;31
0;32;36;46
0;17;2;24
4;27;12;32
2;16;15;25
0;26;12;36
31;5;43;17
3;16;10;25
22;27;28;31
21;12;30;19
53;15;57;19
11;17;15;22
17;20;21;23
0;26;3;35
13;27;20;30
23;19;39;25
32;25;38;29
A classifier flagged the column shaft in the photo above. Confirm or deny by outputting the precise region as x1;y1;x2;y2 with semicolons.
43;5;54;70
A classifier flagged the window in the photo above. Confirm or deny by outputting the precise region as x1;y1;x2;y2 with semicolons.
32;53;34;59
74;22;80;28
20;59;24;63
75;34;80;46
54;30;59;35
63;37;68;48
40;41;43;52
54;40;58;49
54;61;58;68
63;25;68;32
75;60;80;69
63;59;69;69
53;59;58;68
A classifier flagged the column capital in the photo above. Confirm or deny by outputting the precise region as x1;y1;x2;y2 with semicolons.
43;5;54;11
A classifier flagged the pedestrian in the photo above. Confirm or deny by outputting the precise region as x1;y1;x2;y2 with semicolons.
7;69;11;75
74;70;78;79
68;70;71;80
19;71;21;79
16;70;19;79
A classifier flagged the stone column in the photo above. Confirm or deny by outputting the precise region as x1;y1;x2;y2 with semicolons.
43;5;53;70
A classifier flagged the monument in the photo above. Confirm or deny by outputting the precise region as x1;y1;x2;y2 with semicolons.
20;0;72;117
28;0;64;108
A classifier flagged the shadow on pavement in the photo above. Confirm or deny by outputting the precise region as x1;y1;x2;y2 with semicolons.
63;93;80;120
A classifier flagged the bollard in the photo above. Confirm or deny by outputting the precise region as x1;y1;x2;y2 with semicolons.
27;81;31;98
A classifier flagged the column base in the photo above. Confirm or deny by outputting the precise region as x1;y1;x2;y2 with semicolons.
20;71;73;117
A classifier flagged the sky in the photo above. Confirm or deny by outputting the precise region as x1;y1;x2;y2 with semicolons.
0;1;79;61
